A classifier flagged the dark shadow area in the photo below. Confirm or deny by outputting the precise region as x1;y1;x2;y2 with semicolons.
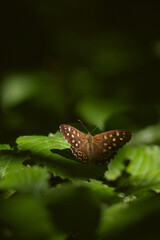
51;149;76;161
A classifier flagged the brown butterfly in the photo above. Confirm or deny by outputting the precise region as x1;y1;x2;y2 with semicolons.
60;124;132;164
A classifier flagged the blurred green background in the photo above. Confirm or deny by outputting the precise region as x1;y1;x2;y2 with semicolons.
0;0;160;141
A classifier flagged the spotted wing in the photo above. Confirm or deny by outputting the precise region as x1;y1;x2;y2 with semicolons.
59;124;88;162
92;130;132;163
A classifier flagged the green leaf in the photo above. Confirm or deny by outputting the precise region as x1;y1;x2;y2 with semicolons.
0;166;50;196
16;132;107;180
105;146;132;180
118;170;160;195
133;170;160;193
0;151;29;178
113;145;160;195
72;179;120;203
0;144;11;150
48;184;100;240
0;195;54;240
127;145;160;175
98;202;128;237
98;196;160;239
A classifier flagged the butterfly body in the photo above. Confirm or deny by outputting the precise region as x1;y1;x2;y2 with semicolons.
84;133;95;160
60;124;132;164
86;133;93;144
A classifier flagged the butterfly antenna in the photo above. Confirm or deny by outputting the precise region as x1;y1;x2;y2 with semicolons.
91;121;103;134
77;119;89;133
90;126;98;134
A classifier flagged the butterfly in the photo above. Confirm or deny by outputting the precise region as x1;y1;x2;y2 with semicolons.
60;124;132;164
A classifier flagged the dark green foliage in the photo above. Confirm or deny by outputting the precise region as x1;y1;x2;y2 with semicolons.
48;185;100;240
1;128;160;239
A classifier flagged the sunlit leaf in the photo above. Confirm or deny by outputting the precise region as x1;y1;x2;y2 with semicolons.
0;144;11;150
0;151;28;178
0;166;50;196
105;145;132;180
127;145;160;175
16;132;107;180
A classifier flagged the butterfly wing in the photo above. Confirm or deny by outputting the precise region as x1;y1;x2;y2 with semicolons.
59;124;88;162
60;125;132;164
92;130;132;163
